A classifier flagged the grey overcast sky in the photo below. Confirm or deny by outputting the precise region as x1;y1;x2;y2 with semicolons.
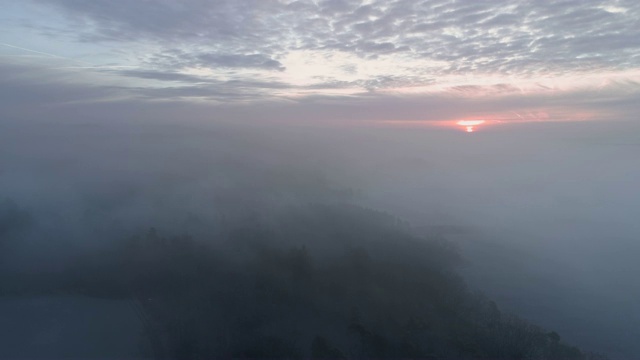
1;0;640;127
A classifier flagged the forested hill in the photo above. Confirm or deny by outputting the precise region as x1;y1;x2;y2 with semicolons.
3;203;606;359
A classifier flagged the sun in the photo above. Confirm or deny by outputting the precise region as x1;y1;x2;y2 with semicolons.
456;120;485;133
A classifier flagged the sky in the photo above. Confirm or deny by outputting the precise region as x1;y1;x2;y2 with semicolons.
1;0;640;126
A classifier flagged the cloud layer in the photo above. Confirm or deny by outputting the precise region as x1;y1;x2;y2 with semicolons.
1;0;640;122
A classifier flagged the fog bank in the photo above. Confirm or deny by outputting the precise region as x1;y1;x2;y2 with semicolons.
1;116;638;358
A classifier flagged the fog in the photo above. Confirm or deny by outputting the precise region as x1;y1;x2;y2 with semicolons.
357;121;640;359
3;0;640;357
1;113;638;358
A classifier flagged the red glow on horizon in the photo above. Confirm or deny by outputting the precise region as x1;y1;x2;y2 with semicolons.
374;112;596;132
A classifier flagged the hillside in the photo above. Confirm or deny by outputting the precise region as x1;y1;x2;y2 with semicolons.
46;204;607;359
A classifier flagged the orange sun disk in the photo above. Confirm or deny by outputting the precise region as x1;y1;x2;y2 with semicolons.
456;120;485;133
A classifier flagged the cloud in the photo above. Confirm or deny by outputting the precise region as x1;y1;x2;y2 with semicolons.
115;69;207;83
3;57;638;125
30;0;640;76
0;62;123;110
0;0;636;122
147;49;285;71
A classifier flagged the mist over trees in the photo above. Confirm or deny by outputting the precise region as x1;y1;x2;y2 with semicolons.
0;119;633;359
1;201;603;359
2;0;640;357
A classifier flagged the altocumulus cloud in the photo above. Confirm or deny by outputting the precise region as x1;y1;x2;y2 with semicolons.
1;0;640;123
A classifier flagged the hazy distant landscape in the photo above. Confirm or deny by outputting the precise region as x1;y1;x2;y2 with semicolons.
2;0;640;359
2;119;638;358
